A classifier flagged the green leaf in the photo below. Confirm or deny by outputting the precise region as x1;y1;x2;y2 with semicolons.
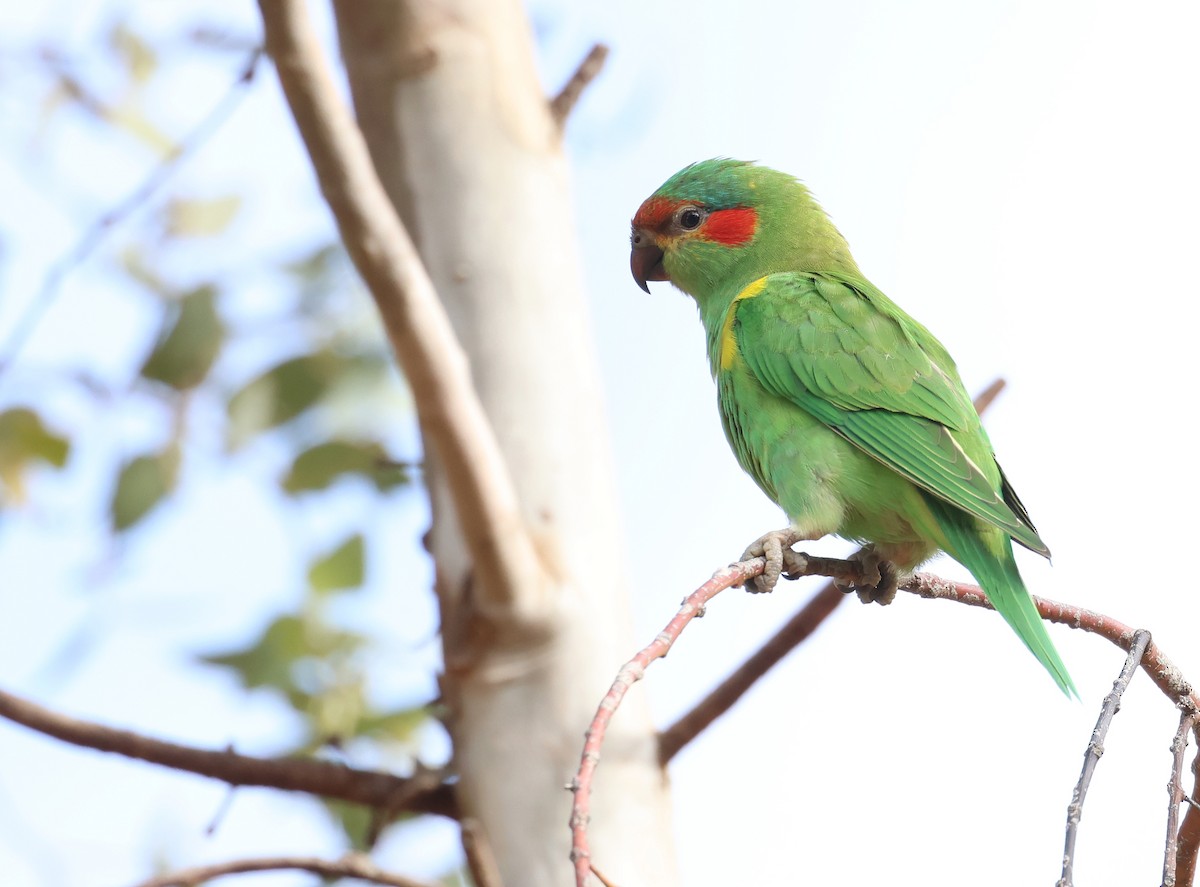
308;534;365;594
166;195;242;238
324;799;374;851
201;614;308;697
199;611;365;709
282;439;410;495
110;447;179;531
109;23;158;84
0;408;70;503
140;285;225;390
225;352;339;448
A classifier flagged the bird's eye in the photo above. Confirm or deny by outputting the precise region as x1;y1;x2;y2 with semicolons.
678;207;704;230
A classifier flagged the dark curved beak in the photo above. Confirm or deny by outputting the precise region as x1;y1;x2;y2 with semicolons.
630;228;667;293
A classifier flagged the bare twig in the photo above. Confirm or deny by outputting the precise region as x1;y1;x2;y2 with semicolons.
1180;743;1200;886
364;762;449;848
132;852;436;887
574;553;1200;887
256;0;543;611
1058;629;1152;887
970;376;1008;415
569;559;759;886
1166;714;1197;887
549;43;609;128
0;686;457;818
657;380;1009;763
0;48;262;371
461;818;505;887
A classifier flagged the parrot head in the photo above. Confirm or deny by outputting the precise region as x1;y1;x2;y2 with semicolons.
630;158;859;301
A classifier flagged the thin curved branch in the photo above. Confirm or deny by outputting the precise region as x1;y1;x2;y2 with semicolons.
905;573;1198;712
132;853;435;887
568;560;758;887
573;553;1200;887
1058;629;1152;887
0;686;457;819
255;0;543;610
658;379;1009;763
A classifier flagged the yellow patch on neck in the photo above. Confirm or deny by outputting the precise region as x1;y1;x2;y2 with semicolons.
719;276;769;370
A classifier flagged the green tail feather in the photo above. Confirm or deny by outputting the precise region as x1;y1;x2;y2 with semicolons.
927;497;1077;697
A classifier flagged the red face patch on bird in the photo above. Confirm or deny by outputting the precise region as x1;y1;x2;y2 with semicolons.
632;196;679;232
632;199;758;246
702;207;758;246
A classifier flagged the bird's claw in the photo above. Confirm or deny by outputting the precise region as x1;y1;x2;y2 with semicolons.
741;528;803;594
840;548;899;606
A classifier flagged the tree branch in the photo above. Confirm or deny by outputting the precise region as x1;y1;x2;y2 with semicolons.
0;686;457;819
255;0;544;611
461;818;504;887
549;44;609;129
658;379;1009;763
573;553;1200;887
132;853;436;887
1179;735;1200;885
657;581;842;763
1058;629;1152;887
1165;713;1196;887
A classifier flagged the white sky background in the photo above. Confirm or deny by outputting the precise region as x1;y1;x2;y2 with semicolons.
1;0;1199;885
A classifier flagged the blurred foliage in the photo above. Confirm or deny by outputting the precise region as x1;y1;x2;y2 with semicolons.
110;445;180;531
139;285;225;390
284;440;410;495
0;407;71;504
165;194;242;237
308;532;366;594
0;13;436;860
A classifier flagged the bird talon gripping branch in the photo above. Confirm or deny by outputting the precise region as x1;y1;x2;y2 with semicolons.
740;527;804;594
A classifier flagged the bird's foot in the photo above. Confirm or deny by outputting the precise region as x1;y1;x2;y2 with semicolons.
740;528;805;594
840;547;899;606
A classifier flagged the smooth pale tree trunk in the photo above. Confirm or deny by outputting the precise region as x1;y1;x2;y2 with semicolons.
332;3;679;885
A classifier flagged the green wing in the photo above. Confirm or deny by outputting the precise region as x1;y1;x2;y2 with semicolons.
730;271;1049;557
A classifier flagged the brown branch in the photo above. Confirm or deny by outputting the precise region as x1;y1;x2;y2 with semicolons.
461;818;504;887
256;0;544;610
657;581;843;763
0;686;457;819
574;552;1200;887
132;852;436;887
1165;713;1196;887
658;379;1009;763
1058;629;1152;887
0;48;262;372
906;574;1199;712
549;43;609;128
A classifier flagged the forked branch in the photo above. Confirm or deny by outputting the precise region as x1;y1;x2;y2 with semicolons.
572;554;1200;887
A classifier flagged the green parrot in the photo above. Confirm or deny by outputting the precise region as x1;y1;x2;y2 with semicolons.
629;158;1074;696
